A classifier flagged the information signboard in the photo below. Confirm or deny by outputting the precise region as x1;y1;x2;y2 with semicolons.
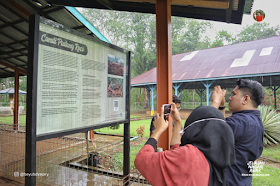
32;16;129;137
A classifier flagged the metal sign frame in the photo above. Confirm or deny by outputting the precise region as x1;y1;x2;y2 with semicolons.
25;14;131;185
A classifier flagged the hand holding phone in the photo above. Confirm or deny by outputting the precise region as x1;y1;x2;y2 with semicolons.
162;104;172;115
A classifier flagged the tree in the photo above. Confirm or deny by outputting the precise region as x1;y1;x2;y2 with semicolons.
172;20;212;54
130;13;156;78
234;22;280;43
211;30;234;48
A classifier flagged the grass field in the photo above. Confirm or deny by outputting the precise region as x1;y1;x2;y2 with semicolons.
261;145;280;161
253;145;280;185
0;115;26;125
252;165;280;186
95;118;186;138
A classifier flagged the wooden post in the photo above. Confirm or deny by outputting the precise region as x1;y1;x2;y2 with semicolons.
89;130;94;139
156;0;173;151
14;70;19;130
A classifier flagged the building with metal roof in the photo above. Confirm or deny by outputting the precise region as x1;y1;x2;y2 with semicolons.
131;35;280;110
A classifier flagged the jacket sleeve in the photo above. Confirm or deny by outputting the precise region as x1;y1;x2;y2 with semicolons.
134;142;166;186
134;139;209;186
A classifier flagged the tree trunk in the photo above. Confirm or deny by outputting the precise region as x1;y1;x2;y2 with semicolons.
192;89;195;106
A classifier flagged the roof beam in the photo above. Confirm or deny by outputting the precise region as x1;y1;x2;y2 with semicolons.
0;0;30;21
0;38;28;65
0;39;28;48
0;60;27;75
96;0;114;9
0;17;28;37
41;5;64;13
23;0;55;21
0;30;28;47
0;32;28;62
0;48;28;55
0;55;27;67
0;20;24;29
1;54;25;60
0;66;13;74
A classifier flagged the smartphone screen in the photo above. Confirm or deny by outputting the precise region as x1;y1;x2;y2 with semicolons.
163;104;172;115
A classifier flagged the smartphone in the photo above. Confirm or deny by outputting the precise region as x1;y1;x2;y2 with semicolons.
162;104;172;115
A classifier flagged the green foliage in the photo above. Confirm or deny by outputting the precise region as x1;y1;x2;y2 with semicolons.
211;30;234;48
109;124;120;130
172;19;212;54
111;146;123;171
258;105;280;145
136;125;145;137
234;22;280;43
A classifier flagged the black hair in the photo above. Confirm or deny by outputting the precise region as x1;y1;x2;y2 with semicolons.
237;79;264;108
172;95;182;104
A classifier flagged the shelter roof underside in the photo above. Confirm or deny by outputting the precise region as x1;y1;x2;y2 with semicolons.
131;35;280;89
46;0;252;24
0;0;102;78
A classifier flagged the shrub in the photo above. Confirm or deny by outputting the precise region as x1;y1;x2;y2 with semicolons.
258;105;280;145
109;124;120;130
136;125;145;137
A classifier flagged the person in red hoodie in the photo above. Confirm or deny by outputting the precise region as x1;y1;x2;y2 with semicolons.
256;12;263;22
134;86;236;186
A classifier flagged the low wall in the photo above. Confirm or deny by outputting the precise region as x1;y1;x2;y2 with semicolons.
0;106;24;116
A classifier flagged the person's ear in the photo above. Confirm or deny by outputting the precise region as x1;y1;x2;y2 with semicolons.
242;95;251;105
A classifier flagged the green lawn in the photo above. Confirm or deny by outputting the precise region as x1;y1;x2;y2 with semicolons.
95;118;186;138
130;115;143;118
252;165;280;186
261;145;280;161
252;144;280;185
95;119;152;137
0;115;26;125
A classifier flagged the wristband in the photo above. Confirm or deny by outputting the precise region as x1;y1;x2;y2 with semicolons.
219;106;225;110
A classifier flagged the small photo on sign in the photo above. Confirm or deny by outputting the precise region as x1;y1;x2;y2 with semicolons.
114;100;119;111
107;77;123;97
108;54;124;76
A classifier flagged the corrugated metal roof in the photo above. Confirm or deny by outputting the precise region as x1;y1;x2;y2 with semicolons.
0;0;108;78
131;35;280;88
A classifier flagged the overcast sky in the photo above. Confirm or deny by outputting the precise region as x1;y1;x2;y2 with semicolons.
207;0;279;40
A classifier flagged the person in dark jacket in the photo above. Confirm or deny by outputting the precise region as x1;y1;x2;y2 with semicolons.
212;80;265;186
